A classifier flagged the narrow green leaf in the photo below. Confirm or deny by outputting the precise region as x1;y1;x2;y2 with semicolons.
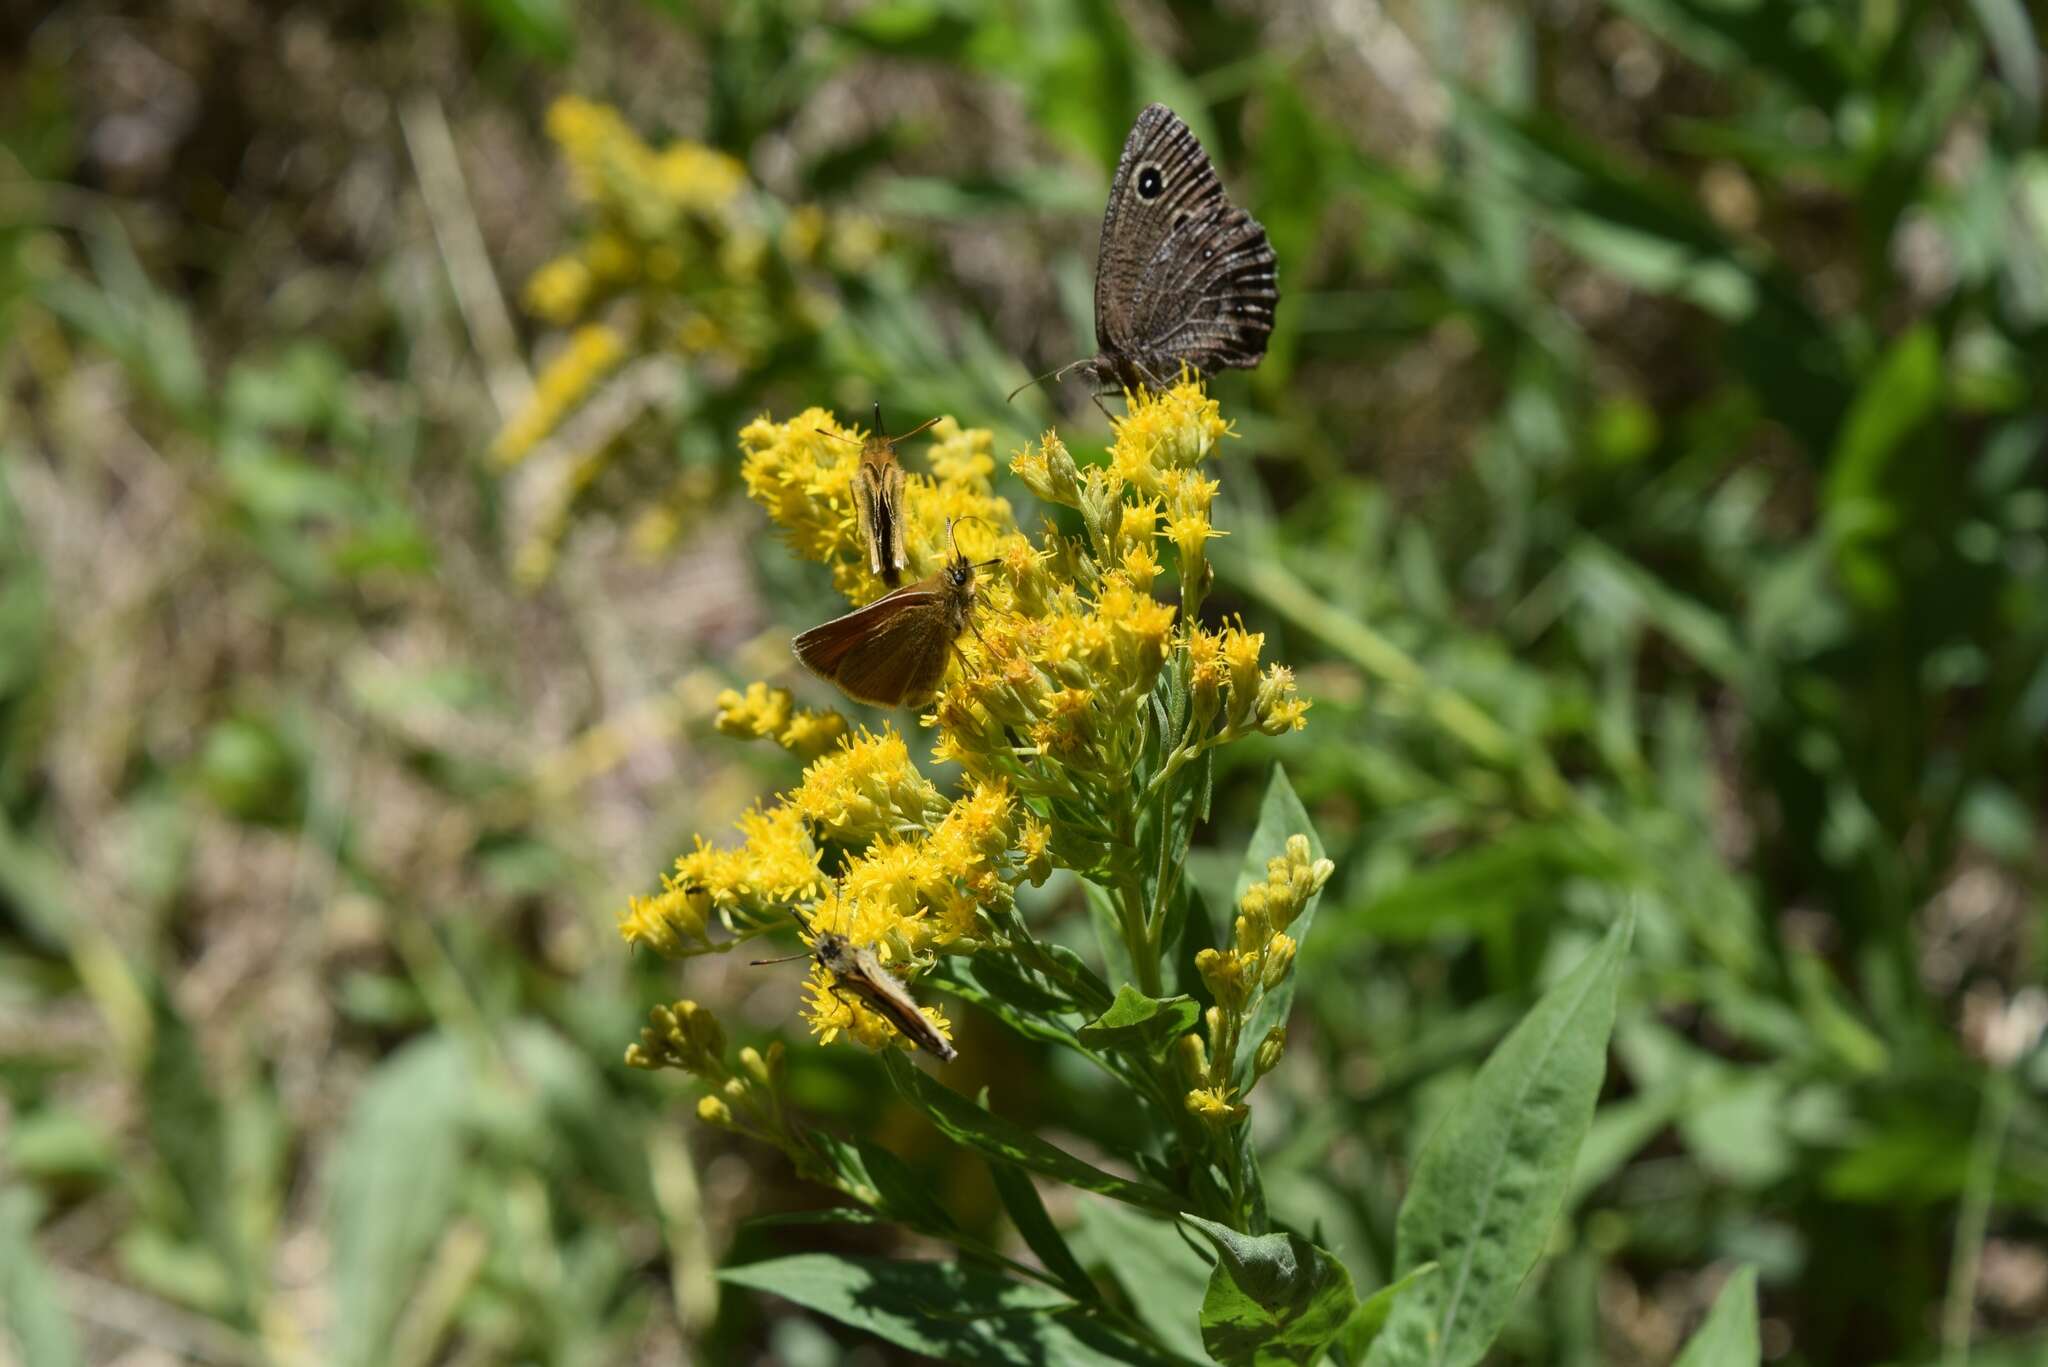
1234;766;1326;1082
855;1136;959;1235
882;1052;1184;1214
719;1254;1183;1366
1366;914;1632;1367
1335;1264;1438;1364
141;978;249;1316
326;1035;471;1367
1672;1267;1761;1367
0;1189;83;1367
1185;1215;1358;1367
1078;984;1202;1056
989;1161;1097;1303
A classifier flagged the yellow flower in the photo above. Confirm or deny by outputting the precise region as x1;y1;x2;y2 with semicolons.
1110;375;1230;487
716;682;848;758
651;803;821;928
619;877;713;957
778;708;849;758
627;380;1316;1083
653;141;747;212
716;681;793;741
492;324;625;466
1185;1086;1247;1126
1255;665;1311;735
790;727;942;841
782;204;827;263
524;255;593;325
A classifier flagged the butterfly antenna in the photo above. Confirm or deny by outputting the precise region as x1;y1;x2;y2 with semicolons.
889;415;942;443
815;427;859;446
748;951;811;966
1005;358;1091;404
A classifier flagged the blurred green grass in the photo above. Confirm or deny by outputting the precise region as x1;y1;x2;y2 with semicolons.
2;0;2046;1363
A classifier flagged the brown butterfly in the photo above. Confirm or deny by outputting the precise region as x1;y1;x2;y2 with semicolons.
1014;103;1278;403
753;927;957;1062
791;519;994;709
818;404;940;588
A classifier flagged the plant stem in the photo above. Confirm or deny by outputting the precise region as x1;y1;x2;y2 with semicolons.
1943;1066;2016;1366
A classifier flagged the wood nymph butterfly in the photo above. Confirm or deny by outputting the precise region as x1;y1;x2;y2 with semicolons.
1018;104;1279;401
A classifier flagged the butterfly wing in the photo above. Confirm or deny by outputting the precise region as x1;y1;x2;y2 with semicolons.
1094;104;1277;383
791;581;955;708
853;448;908;585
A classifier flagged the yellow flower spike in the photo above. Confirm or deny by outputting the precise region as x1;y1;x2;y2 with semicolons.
1112;374;1231;477
790;727;942;842
1185;628;1227;734
619;878;713;958
1012;431;1083;508
777;708;849;759
1166;510;1222;578
583;232;638;280
653;141;747;212
728;803;826;908
491;324;625;467
1029;687;1098;759
716;682;795;742
1255;665;1310;734
1121;539;1164;592
523;255;593;325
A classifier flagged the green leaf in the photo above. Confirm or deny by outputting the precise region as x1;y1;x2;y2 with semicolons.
1077;1197;1212;1363
882;1052;1184;1215
1335;1264;1438;1364
1184;1215;1359;1367
1366;914;1632;1367
0;1189;83;1367
989;1162;1097;1303
1672;1267;1760;1367
142;977;250;1315
326;1035;472;1367
1078;984;1201;1056
1234;766;1326;1082
719;1254;1183;1365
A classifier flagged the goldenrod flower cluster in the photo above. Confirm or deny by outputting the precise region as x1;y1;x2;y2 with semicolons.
624;379;1312;1090
492;96;901;579
1181;834;1334;1126
714;682;848;758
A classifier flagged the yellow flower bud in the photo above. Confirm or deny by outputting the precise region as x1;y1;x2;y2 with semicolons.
1253;1026;1286;1079
696;1094;733;1127
1175;1031;1209;1085
1261;933;1297;991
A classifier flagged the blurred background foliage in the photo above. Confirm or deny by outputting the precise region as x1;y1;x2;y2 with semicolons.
2;0;2046;1363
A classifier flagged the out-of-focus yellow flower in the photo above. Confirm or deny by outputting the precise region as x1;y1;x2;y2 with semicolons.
492;324;624;467
716;682;849;758
524;256;593;325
